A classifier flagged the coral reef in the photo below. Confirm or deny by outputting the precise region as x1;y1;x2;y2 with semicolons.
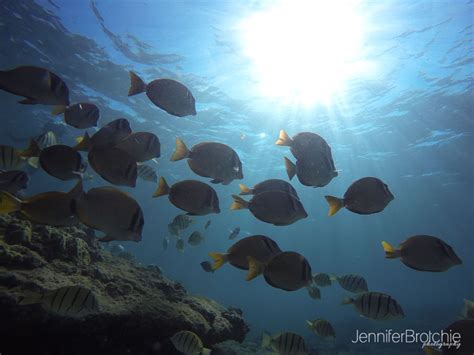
0;213;248;355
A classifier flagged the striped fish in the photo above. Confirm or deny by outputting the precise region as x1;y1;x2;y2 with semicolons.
176;238;185;252
306;285;321;300
262;332;308;355
18;285;99;317
137;163;157;183
335;273;368;293
169;214;194;232
312;273;332;287
342;292;405;320
0;170;29;194
170;330;210;355
306;319;336;338
35;131;59;149
0;145;27;170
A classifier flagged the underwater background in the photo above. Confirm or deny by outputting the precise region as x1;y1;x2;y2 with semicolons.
0;0;473;354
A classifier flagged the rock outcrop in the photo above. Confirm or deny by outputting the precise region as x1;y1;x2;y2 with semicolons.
0;213;248;355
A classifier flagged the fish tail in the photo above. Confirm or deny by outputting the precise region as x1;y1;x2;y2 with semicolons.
208;252;228;270
284;157;296;180
261;332;272;348
128;71;147;96
341;297;353;305
51;105;67;116
324;195;344;216
230;195;249;210
18;290;43;306
381;241;401;259
0;191;22;214
19;139;41;158
246;256;263;281
423;346;441;355
275;129;292;146
73;132;91;152
170;138;189;161
152;177;170;198
238;184;252;195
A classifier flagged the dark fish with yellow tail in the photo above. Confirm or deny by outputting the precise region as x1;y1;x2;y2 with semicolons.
342;292;404;320
325;177;394;216
231;191;307;226
382;235;462;272
334;273;368;293
261;331;308;355
153;177;220;216
171;138;243;185
209;235;282;271
74;118;132;152
35;131;59;149
39;145;87;181
52;102;100;129
0;170;29;194
128;71;196;117
306;285;321;299
285;155;337;188
137;163;157;183
0;66;69;105
170;330;210;355
239;179;299;199
73;186;144;242
247;251;312;291
88;147;137;187
0;141;40;170
188;231;204;246
0;181;81;226
116;132;161;162
312;273;332;287
306;319;336;339
276;130;334;162
18;285;99;317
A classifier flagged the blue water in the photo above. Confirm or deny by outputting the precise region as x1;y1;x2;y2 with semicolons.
1;0;473;354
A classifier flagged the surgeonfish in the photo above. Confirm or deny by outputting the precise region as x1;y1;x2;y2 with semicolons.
307;285;321;300
153;177;220;216
325;177;394;216
115;132;161;163
52;102;100;129
230;191;307;226
18;285;99;317
171;138;243;185
239;179;299;199
228;227;240;240
382;235;462;272
284;155;338;188
187;231;204;246
333;273;368;293
306;319;336;339
0;170;29;194
74;118;132;152
342;292;405;320
128;71;196;117
261;331;308;355
0;66;70;105
170;330;210;355
137;163;158;183
39;145;87;181
88;147;137;187
312;273;332;287
276;130;333;162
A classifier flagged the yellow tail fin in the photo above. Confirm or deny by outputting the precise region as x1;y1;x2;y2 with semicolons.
208;252;228;270
261;332;272;349
284;157;296;180
382;241;400;259
423;346;441;355
73;132;91;152
246;256;263;281
324;195;344;216
341;297;353;305
0;191;22;214
239;184;252;195
19;139;40;158
51;105;67;116
230;195;249;210
275;130;292;146
152;177;170;198
128;71;147;96
170;138;189;161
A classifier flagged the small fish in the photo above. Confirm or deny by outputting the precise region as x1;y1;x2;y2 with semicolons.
334;274;368;293
462;299;474;319
342;292;405;321
168;224;180;237
128;72;196;117
35;131;59;149
261;332;308;355
325;177;394;216
116;132;161;163
200;261;214;273
239;179;299;199
188;231;204;246
169;214;194;232
153;177;220;216
75;118;132;152
307;285;321;300
204;220;211;229
171;138;243;185
228;227;240;240
312;273;332;287
306;319;336;339
0;170;29;194
137;164;157;183
0;141;40;170
162;237;169;251
231;191;307;226
170;331;210;355
52;102;100;129
0;66;69;105
39;145;87;181
247;251;312;291
18;285;98;317
88;147;137;187
110;244;125;255
382;235;462;272
176;238;184;252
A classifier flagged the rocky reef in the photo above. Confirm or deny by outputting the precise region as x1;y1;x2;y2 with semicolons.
0;213;248;355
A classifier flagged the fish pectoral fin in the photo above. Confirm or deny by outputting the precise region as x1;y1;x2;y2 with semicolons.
18;97;37;105
246;256;263;281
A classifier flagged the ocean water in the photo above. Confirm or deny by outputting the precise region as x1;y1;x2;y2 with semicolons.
1;0;473;354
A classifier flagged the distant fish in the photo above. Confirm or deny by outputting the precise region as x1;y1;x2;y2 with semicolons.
306;319;336;339
239;179;299;199
35;131;59;149
128;71;196;117
382;235;462;272
75;118;132;152
334;273;368;293
204;220;211;229
88;147;137;187
228;227;240;240
169;214;194;232
200;261;214;273
110;244;125;255
462;299;474;319
325;177;394;216
137;164;157;183
176;238;184;252
19;285;98;317
170;330;210;355
0;170;29;195
39;145;87;181
52;102;100;129
162;237;169;251
188;231;204;246
261;331;308;355
342;292;405;321
307;285;321;300
0;141;40;170
0;66;70;105
312;273;332;287
168;224;179;237
116;132;161;163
